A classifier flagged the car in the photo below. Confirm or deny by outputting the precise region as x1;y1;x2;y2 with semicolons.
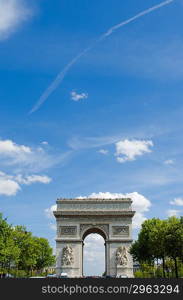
29;276;46;278
4;274;14;278
46;274;57;278
59;272;68;278
116;275;128;278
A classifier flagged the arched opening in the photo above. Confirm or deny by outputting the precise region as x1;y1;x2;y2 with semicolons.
82;228;106;277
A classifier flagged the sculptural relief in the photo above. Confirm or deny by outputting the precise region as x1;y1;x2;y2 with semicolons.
112;226;129;236
59;226;77;236
61;245;74;265
116;246;128;266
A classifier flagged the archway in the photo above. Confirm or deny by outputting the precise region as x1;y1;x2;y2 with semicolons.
82;227;107;277
83;233;105;276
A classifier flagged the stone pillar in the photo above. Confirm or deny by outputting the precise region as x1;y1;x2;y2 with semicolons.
106;240;134;277
55;240;83;277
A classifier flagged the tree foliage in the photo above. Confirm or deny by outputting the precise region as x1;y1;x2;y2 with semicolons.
0;214;55;276
130;216;183;278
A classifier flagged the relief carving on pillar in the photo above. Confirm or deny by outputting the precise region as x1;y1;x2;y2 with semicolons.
112;226;129;236
116;246;128;266
61;245;74;266
59;226;77;236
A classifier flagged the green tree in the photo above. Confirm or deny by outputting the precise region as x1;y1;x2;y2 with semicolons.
0;214;56;277
130;217;183;278
148;219;168;277
34;237;55;273
164;217;183;278
0;214;20;273
13;226;39;276
130;219;157;264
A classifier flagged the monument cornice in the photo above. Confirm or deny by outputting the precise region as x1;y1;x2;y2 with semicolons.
54;210;135;217
56;198;132;204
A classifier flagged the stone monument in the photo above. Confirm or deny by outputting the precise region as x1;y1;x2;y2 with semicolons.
53;198;135;277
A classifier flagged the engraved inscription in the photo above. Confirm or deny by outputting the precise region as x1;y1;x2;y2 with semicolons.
59;226;77;236
112;226;129;236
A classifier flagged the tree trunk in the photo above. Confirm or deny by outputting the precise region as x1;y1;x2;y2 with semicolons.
7;260;11;275
174;257;178;278
162;257;166;278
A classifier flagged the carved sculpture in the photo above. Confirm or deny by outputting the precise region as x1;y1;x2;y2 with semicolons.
61;245;74;265
116;246;128;266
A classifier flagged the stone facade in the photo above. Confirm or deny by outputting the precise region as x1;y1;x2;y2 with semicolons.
53;198;135;277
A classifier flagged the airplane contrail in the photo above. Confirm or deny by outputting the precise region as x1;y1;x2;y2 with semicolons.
29;0;174;114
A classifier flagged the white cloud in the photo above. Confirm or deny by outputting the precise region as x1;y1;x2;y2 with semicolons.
68;135;120;150
49;223;57;231
167;209;181;217
164;159;174;165
0;0;32;40
0;139;31;155
84;234;105;264
170;198;183;206
132;212;147;229
0;139;34;167
45;205;57;232
115;139;153;163
0;171;51;196
0;178;20;196
98;149;108;155
45;204;57;219
15;174;51;185
71;91;88;101
41;141;49;145
0;138;71;173
78;191;151;229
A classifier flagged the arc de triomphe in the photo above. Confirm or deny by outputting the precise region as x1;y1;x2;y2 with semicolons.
54;198;135;277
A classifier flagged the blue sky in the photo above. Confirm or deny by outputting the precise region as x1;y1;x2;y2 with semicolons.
0;0;183;275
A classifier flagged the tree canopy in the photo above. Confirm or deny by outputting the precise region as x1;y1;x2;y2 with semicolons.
130;216;183;278
0;213;55;277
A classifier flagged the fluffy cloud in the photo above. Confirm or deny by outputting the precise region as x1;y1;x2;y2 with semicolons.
41;141;49;145
0;138;69;173
0;177;20;196
71;91;88;101
167;209;180;217
170;198;183;206
98;149;108;155
115;139;153;163
0;139;33;166
0;0;32;40
49;223;57;231
45;205;57;233
78;191;151;229
15;174;51;185
45;204;57;219
84;234;105;266
0;139;31;155
0;171;51;196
